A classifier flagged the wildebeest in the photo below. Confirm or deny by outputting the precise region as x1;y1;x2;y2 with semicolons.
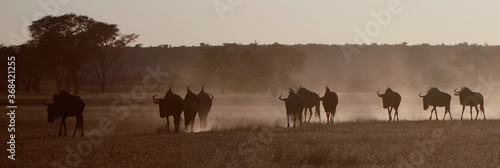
419;87;452;120
454;87;485;120
197;86;214;129
153;87;183;132
279;89;304;127
297;87;321;122
321;87;338;124
377;88;401;121
43;90;85;136
183;87;201;132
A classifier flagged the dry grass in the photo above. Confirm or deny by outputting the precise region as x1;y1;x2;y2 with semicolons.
2;96;500;167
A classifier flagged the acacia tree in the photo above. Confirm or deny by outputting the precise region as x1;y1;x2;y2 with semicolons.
28;13;133;94
17;42;47;93
89;32;138;93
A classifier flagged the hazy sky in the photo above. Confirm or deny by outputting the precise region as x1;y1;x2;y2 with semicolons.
1;0;499;46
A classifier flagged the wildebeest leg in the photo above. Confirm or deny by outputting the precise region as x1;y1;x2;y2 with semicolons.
307;108;313;122
330;112;334;124
460;105;465;120
434;107;438;121
326;112;329;124
428;108;434;121
303;109;308;122
316;106;321;122
442;109;447;121
387;107;392;121
483;108;486;120
174;115;180;132
62;118;68;136
395;107;399;121
287;115;290;128
73;117;83;136
448;106;452;120
474;105;480;120
469;106;473;120
58;118;64;136
299;114;303;126
191;116;195;132
166;116;170;132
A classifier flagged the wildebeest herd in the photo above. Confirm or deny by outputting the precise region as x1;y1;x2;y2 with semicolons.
152;86;213;132
279;86;486;127
43;86;486;135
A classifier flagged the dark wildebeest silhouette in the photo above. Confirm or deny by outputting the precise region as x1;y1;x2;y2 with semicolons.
297;87;321;122
43;90;85;136
197;86;214;129
183;87;200;132
377;88;401;121
153;87;183;132
321;87;338;124
454;87;485;120
279;89;304;127
419;87;452;120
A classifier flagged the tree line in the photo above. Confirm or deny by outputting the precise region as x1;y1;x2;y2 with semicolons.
194;42;305;96
0;13;138;95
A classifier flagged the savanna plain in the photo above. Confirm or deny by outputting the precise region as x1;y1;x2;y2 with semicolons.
2;92;500;168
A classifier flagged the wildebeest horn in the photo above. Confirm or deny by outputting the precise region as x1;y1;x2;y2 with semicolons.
210;93;214;100
152;94;161;103
377;91;384;96
454;88;459;93
42;99;50;105
279;94;287;101
419;92;425;98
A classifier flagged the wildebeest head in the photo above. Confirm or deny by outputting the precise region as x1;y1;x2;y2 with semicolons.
377;88;388;107
322;87;333;100
152;94;163;104
279;88;304;114
152;94;167;118
454;87;474;105
377;87;401;109
43;91;71;123
43;99;59;123
279;89;297;102
419;87;442;110
419;92;430;110
154;87;184;119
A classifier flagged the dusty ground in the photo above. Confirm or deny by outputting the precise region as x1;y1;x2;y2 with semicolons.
2;94;500;167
